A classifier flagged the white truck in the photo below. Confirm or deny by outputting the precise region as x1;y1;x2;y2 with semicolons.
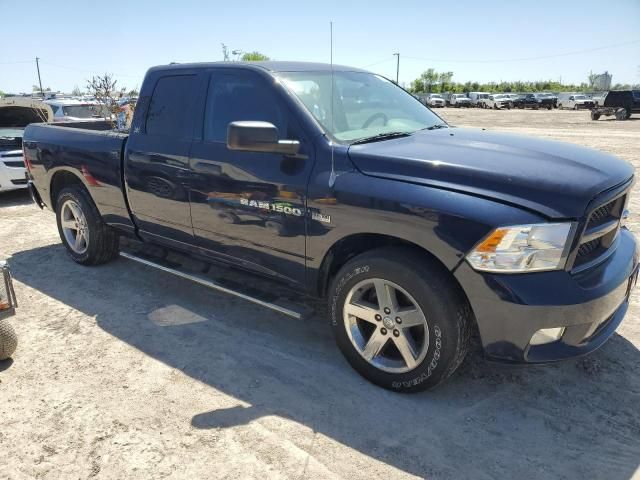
0;98;51;193
448;94;472;107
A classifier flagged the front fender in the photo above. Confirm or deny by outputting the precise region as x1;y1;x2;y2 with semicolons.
305;171;547;292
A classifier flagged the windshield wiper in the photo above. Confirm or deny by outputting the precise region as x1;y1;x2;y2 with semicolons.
421;123;448;131
351;131;411;145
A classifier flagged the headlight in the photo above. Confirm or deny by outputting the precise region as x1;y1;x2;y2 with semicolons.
467;223;574;273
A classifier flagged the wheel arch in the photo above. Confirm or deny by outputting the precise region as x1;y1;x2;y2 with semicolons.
316;233;463;299
49;168;87;207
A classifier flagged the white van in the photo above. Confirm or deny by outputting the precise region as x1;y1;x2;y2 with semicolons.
468;92;491;107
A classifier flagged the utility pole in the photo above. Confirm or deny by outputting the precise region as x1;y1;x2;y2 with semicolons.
35;57;44;97
393;53;400;84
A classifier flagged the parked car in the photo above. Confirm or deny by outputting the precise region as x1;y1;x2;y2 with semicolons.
557;93;595;110
513;93;554;110
539;93;558;108
425;93;445;108
0;98;52;193
44;99;109;123
467;91;490;107
448;94;472;107
24;61;638;392
590;90;640;121
592;92;608;107
484;94;512;109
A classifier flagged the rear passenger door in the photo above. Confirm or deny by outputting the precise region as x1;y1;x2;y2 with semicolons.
125;72;200;244
188;69;314;285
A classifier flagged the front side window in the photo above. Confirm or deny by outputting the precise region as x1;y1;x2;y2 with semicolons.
146;75;197;138
203;73;286;143
279;71;443;143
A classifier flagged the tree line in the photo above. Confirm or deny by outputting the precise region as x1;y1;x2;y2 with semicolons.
408;68;640;94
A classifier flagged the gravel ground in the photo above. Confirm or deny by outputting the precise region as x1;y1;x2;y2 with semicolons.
1;108;639;480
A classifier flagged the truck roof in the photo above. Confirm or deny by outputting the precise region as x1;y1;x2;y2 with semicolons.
147;61;368;74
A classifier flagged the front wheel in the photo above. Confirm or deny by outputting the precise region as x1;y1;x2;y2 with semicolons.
55;186;119;265
328;248;472;392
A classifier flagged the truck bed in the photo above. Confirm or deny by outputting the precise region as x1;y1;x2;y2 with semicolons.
23;122;134;231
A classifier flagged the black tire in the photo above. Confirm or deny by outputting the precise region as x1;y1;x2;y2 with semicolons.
0;320;17;360
591;111;601;121
558;103;563;109
328;247;472;393
615;109;626;121
55;186;119;265
625;108;632;120
547;105;552;110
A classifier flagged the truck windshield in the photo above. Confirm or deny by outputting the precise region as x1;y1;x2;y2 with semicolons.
278;71;444;143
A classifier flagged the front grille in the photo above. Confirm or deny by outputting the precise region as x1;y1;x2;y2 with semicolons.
3;161;24;168
0;137;22;149
578;238;601;257
590;202;614;225
573;194;626;269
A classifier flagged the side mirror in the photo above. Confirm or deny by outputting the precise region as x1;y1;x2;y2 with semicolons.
227;121;300;156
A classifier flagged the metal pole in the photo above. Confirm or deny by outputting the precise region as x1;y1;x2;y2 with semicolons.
35;57;44;97
393;53;400;84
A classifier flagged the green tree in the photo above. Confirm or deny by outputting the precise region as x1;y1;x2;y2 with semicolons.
437;71;454;93
71;85;83;96
241;51;270;61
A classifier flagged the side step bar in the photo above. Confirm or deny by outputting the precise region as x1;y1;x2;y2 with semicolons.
119;251;303;319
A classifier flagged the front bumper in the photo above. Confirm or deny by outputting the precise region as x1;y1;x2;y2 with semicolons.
454;228;638;363
0;161;27;192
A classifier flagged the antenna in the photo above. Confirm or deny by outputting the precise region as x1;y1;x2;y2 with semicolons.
328;21;337;188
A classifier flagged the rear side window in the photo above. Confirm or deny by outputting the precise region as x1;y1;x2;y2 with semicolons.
146;75;197;138
203;73;286;143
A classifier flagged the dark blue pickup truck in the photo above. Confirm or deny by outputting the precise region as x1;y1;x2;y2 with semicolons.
23;62;638;392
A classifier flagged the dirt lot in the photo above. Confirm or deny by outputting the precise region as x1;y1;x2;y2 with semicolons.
1;108;639;480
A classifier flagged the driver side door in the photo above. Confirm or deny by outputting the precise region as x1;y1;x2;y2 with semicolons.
188;70;315;285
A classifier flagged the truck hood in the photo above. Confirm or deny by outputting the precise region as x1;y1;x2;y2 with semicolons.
0;102;52;128
347;127;633;218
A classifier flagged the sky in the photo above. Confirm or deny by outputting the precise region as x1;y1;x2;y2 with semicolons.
1;0;639;94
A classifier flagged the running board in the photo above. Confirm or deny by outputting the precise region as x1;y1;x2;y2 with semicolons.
119;251;303;319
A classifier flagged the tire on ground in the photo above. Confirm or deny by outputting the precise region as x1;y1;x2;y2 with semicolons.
0;320;17;360
328;247;472;393
55;185;120;265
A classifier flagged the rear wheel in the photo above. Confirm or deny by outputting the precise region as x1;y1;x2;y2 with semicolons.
615;109;627;120
55;186;119;265
591;111;601;121
328;248;472;392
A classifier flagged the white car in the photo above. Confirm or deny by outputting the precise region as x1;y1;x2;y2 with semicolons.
44;99;108;122
485;94;511;109
0;99;52;193
425;93;445;108
557;93;595;110
449;94;472;107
